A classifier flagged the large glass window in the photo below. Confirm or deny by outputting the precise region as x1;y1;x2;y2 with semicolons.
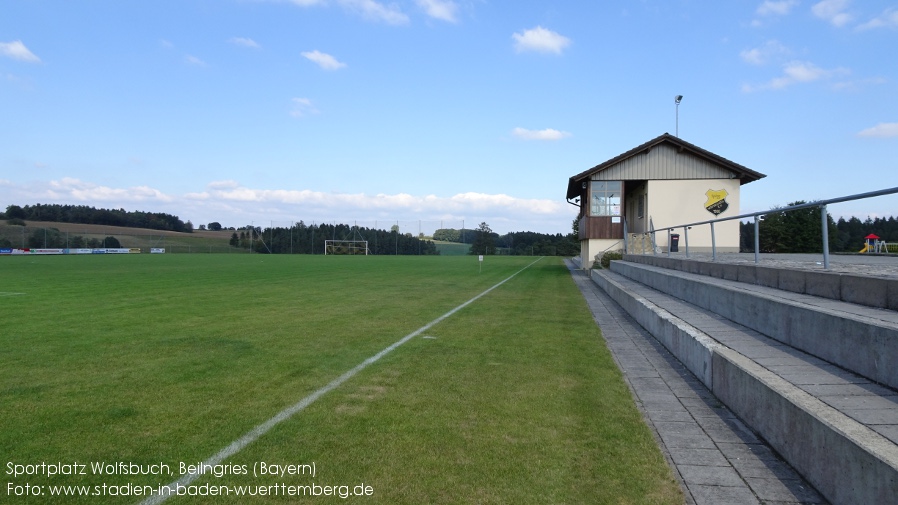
590;181;621;216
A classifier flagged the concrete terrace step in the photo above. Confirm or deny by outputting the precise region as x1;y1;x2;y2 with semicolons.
612;259;898;391
622;253;898;311
590;265;898;505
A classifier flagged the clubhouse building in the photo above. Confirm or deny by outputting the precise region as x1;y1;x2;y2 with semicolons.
566;133;766;267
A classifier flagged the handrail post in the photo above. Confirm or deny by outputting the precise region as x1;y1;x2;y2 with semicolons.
684;226;690;258
754;216;760;264
710;222;717;261
623;219;628;255
821;204;830;269
667;229;671;257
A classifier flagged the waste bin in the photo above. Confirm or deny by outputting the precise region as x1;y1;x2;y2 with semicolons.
670;234;680;252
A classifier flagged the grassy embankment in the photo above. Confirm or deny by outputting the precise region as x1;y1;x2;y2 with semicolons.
0;221;237;253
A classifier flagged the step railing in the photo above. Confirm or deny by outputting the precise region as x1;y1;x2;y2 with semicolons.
647;186;898;269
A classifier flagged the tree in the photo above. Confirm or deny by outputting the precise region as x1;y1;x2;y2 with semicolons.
6;205;26;220
103;236;122;248
433;228;461;242
229;232;239;247
28;228;65;248
757;201;836;253
469;222;496;255
208;222;223;231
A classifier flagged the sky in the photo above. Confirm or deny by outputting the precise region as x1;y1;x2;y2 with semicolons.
2;0;897;235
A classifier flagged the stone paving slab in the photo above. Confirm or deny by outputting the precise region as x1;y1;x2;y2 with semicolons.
566;261;827;504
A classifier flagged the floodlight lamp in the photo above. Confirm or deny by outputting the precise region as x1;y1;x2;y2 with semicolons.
675;95;683;104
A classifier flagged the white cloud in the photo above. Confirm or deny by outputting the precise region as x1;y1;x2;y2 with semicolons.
857;8;898;30
512;127;572;141
45;178;174;203
290;97;319;117
831;76;886;91
742;60;849;91
302;50;347;70
194;182;564;216
740;48;765;65
338;0;409;24
757;0;799;16
779;61;841;83
740;40;788;65
184;55;207;66
416;0;458;23
857;123;898;138
272;0;409;24
229;37;261;49
6;178;573;234
812;0;854;27
0;40;41;63
512;26;571;55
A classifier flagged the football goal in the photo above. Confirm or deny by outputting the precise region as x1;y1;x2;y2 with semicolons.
324;240;369;255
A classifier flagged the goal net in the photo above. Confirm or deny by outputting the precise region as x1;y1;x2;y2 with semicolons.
324;240;369;255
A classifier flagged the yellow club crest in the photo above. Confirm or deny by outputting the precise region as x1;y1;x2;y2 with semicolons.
704;189;729;215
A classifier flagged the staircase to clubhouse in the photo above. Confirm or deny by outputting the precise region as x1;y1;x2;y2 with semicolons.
627;233;655;255
589;254;898;505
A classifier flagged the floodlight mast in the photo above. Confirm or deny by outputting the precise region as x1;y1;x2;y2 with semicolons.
674;95;683;137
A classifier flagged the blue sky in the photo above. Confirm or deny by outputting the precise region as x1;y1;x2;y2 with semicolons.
2;0;897;235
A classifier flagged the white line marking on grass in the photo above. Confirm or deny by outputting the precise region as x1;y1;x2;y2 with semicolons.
0;292;25;296
139;257;543;505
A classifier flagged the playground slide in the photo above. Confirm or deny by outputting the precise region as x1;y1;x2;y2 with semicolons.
859;244;870;253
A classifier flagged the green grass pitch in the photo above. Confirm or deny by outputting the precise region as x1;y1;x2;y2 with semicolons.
0;254;681;504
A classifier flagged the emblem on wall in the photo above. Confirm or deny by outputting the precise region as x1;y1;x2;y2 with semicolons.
704;189;729;215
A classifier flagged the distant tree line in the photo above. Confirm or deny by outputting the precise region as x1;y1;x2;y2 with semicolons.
3;203;576;256
229;221;439;255
3;204;192;233
436;223;579;256
495;230;580;256
739;201;898;253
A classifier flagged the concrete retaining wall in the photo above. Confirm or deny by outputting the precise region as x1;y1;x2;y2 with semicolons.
713;347;898;505
591;270;718;388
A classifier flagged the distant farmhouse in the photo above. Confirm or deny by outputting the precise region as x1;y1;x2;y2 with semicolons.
566;133;766;267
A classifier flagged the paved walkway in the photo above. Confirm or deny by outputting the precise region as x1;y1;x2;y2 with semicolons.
655;252;898;279
566;261;827;504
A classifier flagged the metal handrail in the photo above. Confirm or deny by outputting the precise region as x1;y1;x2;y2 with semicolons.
646;186;898;269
